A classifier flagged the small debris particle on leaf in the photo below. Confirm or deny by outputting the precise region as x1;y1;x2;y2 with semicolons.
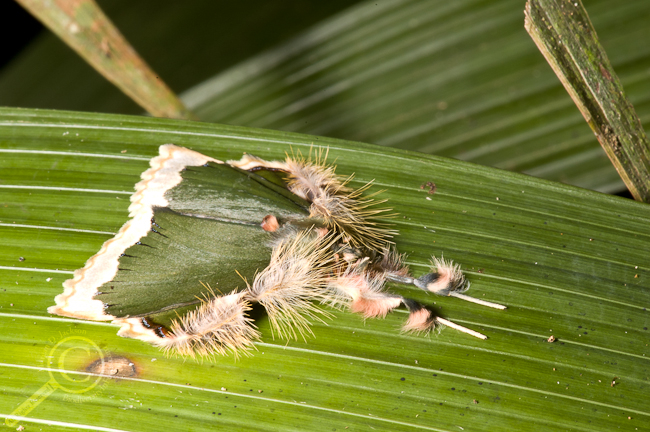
611;377;618;387
420;181;436;194
221;387;227;392
473;399;479;404
121;150;127;153
17;426;25;431
18;257;25;262
547;335;556;343
258;390;263;393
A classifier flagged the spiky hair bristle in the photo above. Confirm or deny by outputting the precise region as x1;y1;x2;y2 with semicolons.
377;247;410;276
430;256;468;293
247;229;339;341
402;307;437;334
283;152;395;251
162;292;259;358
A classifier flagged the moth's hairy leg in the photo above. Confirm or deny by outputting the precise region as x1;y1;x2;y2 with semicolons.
246;229;338;341
385;256;507;310
146;291;260;358
328;267;402;318
328;265;488;339
400;298;488;340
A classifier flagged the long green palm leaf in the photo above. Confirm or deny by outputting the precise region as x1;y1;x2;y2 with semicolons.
1;108;648;431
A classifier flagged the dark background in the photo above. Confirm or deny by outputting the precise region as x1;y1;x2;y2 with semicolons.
1;2;43;70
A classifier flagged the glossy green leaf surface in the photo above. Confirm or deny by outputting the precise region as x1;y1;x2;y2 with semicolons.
0;108;648;431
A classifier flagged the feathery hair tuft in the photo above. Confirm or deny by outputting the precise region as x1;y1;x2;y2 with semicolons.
402;307;437;334
163;292;259;358
328;266;402;319
283;151;395;251
377;247;410;276
247;229;338;341
431;256;468;292
414;256;468;295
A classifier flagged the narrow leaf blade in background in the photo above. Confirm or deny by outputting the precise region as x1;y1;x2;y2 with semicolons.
525;0;650;202
0;0;360;115
15;0;195;120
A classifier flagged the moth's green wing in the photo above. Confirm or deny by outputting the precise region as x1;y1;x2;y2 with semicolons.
166;162;310;223
96;207;272;326
94;159;312;329
51;145;316;339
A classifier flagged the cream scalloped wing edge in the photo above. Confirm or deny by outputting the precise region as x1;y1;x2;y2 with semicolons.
47;145;229;343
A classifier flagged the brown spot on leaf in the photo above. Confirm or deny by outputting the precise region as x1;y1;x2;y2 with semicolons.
101;38;111;58
419;181;436;194
87;355;137;378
